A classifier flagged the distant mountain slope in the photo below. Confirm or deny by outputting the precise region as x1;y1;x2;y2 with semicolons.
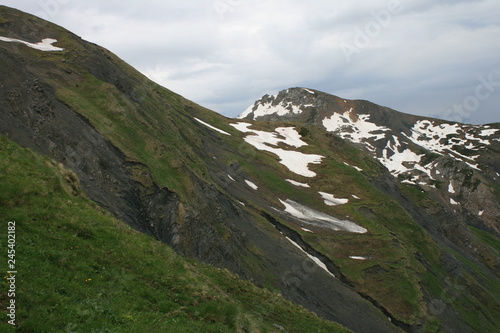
240;87;500;234
1;6;499;333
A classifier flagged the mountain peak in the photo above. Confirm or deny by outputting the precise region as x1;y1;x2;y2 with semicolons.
238;87;321;120
238;87;414;129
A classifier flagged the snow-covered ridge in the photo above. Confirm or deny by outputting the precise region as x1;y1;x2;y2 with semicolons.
404;120;498;170
0;36;64;51
230;122;324;177
322;110;499;185
375;120;498;185
239;88;498;193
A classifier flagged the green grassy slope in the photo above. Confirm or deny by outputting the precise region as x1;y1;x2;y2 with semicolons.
0;137;349;332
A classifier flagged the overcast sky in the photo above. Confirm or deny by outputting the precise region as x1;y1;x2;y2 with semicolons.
3;0;500;124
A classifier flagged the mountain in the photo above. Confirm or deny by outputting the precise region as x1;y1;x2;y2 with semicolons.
239;87;500;235
1;6;499;333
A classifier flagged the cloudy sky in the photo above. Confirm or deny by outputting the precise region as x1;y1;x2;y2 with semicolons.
3;0;500;124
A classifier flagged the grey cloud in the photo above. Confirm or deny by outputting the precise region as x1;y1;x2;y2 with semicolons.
1;0;499;124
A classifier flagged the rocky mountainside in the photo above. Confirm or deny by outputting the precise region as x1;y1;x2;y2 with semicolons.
1;6;499;333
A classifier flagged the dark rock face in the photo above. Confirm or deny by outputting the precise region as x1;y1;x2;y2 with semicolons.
0;64;175;240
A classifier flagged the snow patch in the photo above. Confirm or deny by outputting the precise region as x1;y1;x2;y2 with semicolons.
450;198;459;205
231;122;324;177
245;179;258;190
349;256;370;260
279;199;367;233
478;210;484;216
322;108;390;144
285;237;335;278
274;127;309;148
194;117;231;136
318;192;349;206
343;162;363;172
286;179;310;188
228;174;235;181
448;182;456;194
301;227;313;233
303;88;316;94
378;144;424;176
479;129;500;137
0;36;64;51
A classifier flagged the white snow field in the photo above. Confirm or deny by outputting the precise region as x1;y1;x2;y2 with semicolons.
230;122;324;177
279;199;367;233
0;36;64;51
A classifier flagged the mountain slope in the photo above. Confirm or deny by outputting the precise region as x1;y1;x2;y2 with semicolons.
0;136;349;332
1;6;499;332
